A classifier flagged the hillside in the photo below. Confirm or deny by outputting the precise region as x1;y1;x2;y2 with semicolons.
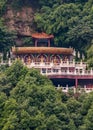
1;1;93;130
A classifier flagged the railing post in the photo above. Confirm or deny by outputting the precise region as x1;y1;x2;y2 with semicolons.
66;84;69;92
73;59;75;66
67;59;69;66
61;59;63;64
91;68;93;75
74;69;76;75
40;69;42;75
74;87;76;94
1;53;3;64
21;57;24;63
57;84;60;90
82;69;85;75
75;78;78;88
8;58;11;66
80;60;82;66
31;60;34;67
84;85;86;92
67;67;69;74
58;69;61;74
50;61;53;67
46;68;48;75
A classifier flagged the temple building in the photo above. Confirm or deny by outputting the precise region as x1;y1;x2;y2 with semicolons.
12;32;93;91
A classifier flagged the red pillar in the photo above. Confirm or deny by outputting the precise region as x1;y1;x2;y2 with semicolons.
48;39;50;47
75;78;78;88
35;39;37;47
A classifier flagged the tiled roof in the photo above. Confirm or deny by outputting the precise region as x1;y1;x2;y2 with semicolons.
31;32;54;39
12;47;73;55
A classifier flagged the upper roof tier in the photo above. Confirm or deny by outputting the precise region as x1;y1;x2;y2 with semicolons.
31;32;54;39
12;47;73;55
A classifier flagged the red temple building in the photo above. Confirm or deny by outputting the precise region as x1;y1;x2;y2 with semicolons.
11;32;93;92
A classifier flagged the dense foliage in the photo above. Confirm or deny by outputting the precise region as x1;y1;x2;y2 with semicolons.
0;61;93;130
35;0;92;49
0;0;16;58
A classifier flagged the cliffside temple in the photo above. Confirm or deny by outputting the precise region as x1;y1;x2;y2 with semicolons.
1;32;93;93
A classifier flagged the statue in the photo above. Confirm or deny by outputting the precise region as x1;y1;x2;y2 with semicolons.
40;55;44;63
27;56;31;65
53;56;57;65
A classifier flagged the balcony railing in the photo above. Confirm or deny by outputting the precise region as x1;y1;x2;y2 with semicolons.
56;86;93;93
0;59;87;68
41;69;93;76
0;59;92;76
24;61;87;68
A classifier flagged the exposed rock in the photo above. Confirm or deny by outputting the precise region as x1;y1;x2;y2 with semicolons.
4;7;35;36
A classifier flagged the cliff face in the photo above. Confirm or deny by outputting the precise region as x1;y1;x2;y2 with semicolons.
4;6;35;36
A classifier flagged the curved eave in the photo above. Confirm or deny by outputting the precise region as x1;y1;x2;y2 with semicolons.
31;33;54;39
12;47;73;55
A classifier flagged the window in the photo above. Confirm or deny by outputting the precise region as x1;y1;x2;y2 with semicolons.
42;68;46;73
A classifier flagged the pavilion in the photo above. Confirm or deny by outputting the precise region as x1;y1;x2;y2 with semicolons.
12;32;93;90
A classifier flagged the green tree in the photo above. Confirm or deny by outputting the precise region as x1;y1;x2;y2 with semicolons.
0;24;16;54
66;98;82;128
0;73;12;95
35;3;82;47
0;0;7;15
0;98;19;130
0;92;7;128
6;60;28;87
87;45;93;67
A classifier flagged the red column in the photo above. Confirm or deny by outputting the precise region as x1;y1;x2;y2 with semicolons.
35;39;37;47
75;78;78;88
48;39;50;47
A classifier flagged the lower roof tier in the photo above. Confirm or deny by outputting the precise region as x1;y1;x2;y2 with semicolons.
12;47;73;55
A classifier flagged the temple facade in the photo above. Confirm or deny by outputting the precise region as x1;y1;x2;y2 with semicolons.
11;32;93;90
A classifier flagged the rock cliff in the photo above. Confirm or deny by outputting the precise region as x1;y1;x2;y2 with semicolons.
4;6;35;36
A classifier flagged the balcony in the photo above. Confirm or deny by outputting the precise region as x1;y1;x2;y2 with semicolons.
24;60;87;69
41;68;93;76
0;59;92;77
